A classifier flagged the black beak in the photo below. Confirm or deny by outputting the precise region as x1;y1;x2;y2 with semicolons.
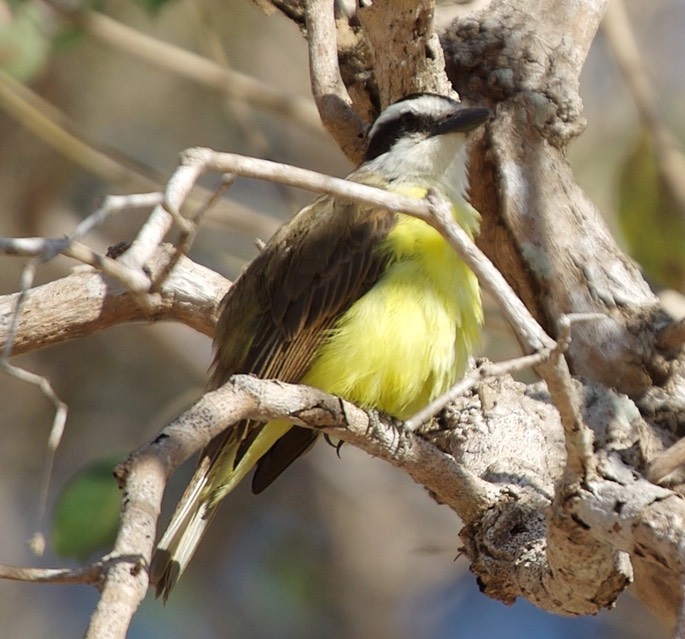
434;107;492;136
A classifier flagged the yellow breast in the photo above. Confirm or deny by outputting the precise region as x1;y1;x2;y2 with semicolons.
302;202;482;419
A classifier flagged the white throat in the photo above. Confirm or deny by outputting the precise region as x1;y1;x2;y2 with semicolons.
365;133;471;204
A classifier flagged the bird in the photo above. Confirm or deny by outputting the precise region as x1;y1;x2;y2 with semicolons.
150;93;490;599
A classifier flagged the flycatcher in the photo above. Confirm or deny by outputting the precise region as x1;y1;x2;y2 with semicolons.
151;93;490;599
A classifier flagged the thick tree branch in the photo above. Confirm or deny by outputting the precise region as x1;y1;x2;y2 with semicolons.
443;0;679;401
88;369;683;633
4;1;685;636
436;0;685;628
357;0;454;104
0;246;228;356
90;376;499;636
304;0;366;162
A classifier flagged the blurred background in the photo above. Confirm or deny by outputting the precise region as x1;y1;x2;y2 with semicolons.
0;0;682;637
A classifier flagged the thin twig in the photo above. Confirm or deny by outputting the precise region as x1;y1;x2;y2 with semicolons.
405;351;551;430
0;562;103;585
177;147;441;220
151;175;237;291
545;365;595;478
425;193;552;352
0;236;153;295
71;193;164;241
1;261;68;555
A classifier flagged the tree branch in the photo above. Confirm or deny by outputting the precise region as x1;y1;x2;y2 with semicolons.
304;0;367;162
4;1;685;635
357;0;454;103
0;245;228;356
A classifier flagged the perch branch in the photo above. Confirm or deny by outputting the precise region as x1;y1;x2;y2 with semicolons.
84;375;495;636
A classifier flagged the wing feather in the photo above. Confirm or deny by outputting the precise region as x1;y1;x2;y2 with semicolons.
205;174;397;490
153;174;399;597
212;192;397;386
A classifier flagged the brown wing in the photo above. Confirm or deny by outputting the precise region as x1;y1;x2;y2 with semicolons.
210;190;397;385
208;176;397;491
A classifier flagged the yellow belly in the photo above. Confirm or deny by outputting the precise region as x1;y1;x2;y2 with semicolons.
302;211;481;419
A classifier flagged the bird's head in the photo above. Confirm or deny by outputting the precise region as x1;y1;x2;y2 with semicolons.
363;94;491;185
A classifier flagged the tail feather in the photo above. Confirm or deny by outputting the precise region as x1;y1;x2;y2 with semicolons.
149;454;216;601
150;421;293;600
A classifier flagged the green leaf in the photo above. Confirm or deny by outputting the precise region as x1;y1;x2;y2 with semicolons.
618;129;685;293
53;456;123;562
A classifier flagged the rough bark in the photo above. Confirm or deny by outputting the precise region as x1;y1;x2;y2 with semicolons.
271;0;685;629
3;0;685;636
